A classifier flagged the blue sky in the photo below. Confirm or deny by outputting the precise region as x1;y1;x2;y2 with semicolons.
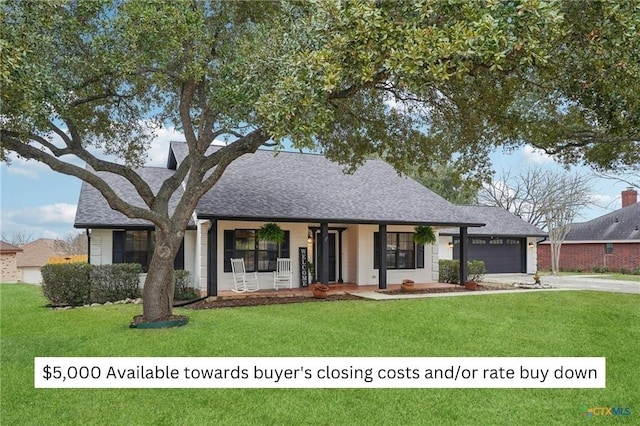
0;126;632;241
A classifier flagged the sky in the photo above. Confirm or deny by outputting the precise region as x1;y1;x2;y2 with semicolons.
0;127;633;242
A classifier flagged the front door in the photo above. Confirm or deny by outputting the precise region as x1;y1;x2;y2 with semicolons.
316;232;336;282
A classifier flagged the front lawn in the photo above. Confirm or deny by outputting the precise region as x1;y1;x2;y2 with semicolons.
2;284;638;425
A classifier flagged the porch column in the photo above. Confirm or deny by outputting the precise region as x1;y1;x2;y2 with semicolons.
378;224;387;289
337;229;344;283
207;220;218;297
459;226;468;284
320;222;329;285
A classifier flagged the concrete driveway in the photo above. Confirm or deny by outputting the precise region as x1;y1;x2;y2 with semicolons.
484;273;640;294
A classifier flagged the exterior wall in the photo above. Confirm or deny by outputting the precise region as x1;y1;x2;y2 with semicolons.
438;235;454;261
354;224;435;285
89;228;198;288
538;242;640;272
216;221;309;291
526;237;538;274
1;253;20;283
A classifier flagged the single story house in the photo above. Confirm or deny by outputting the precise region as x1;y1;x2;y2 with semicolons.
438;205;546;274
16;238;69;284
538;188;640;272
74;142;487;296
1;241;23;283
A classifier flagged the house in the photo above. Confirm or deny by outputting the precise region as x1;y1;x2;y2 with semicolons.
75;142;489;295
1;241;23;283
16;238;69;284
537;188;640;272
438;206;546;274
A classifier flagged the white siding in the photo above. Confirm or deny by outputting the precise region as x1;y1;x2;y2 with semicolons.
216;221;309;291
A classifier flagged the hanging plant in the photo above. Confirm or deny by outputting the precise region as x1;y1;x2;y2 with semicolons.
257;223;285;245
413;226;437;245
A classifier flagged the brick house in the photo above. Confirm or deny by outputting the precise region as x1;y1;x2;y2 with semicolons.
1;241;23;283
538;188;640;272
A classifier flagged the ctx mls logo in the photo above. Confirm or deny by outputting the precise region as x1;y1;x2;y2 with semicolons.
581;406;631;418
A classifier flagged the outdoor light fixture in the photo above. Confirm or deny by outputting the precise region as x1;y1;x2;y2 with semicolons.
448;242;454;248
528;242;535;248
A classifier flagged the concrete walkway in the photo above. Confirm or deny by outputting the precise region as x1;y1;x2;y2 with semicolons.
484;273;640;294
350;288;576;300
349;273;640;300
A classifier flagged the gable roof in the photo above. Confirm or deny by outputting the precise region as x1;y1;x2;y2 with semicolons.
170;142;483;226
563;202;640;242
74;166;195;229
16;238;65;268
439;205;546;237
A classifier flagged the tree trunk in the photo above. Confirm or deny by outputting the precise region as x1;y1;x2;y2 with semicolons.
141;229;183;322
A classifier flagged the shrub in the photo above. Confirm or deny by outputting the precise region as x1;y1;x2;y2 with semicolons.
41;263;91;306
438;259;486;284
90;264;142;303
174;270;198;301
468;260;486;282
631;267;640;276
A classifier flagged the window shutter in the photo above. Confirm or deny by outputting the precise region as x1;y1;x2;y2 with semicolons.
112;231;125;264
416;243;425;269
281;231;290;258
373;232;380;269
173;238;185;270
223;230;234;272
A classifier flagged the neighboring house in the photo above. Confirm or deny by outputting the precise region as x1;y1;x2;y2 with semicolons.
439;206;547;274
1;241;23;283
538;188;640;272
16;238;68;283
74;142;486;296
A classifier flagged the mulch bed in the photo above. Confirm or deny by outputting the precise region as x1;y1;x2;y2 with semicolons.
185;284;516;310
379;284;512;295
186;294;361;310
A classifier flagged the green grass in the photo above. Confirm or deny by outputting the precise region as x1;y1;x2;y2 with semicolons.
2;284;639;425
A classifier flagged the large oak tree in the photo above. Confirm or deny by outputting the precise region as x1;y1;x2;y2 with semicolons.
2;0;639;322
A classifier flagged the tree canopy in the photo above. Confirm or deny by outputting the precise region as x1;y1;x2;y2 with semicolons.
2;0;639;321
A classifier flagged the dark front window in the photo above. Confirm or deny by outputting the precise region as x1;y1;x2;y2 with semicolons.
605;243;614;254
374;232;421;270
224;229;290;272
112;230;184;272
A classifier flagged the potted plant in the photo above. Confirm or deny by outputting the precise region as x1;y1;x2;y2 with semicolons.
401;279;416;292
465;281;478;290
413;226;437;245
312;283;329;299
533;273;541;285
257;223;285;256
307;262;316;283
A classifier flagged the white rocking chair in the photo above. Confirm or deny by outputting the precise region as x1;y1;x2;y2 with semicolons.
273;258;293;290
230;258;260;293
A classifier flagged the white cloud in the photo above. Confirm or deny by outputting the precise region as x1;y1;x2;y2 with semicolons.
521;145;554;164
2;153;50;179
2;203;77;226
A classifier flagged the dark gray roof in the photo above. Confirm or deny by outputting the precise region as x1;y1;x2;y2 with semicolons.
564;202;640;241
74;166;194;229
169;142;483;226
439;205;546;237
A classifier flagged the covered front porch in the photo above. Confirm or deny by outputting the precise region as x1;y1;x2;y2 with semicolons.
200;219;476;297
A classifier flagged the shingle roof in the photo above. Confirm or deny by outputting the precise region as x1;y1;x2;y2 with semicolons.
16;238;65;267
564;202;640;241
439;205;546;237
0;241;23;254
74;166;194;229
170;142;483;226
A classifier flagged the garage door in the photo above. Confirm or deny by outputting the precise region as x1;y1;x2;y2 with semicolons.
454;237;524;273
